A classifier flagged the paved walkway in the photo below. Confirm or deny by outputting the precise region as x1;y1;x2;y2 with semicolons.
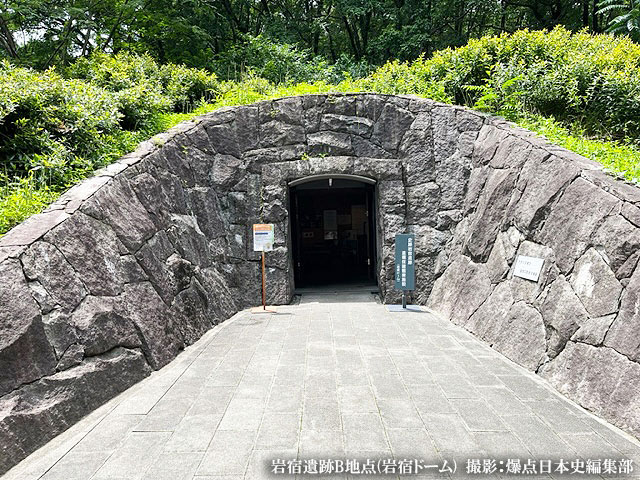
4;293;640;480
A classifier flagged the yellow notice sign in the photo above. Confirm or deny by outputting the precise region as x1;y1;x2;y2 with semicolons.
253;224;274;252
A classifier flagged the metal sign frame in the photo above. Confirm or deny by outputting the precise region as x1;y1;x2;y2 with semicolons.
394;233;415;308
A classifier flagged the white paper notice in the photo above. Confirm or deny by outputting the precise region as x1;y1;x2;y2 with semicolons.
513;255;544;282
253;224;274;252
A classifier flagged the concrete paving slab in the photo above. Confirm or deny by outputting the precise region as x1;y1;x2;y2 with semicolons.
3;292;640;480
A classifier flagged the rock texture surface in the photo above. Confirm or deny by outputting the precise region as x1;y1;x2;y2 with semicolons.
426;119;640;440
1;93;639;472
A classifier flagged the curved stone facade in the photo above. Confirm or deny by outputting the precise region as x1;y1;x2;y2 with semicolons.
0;93;639;472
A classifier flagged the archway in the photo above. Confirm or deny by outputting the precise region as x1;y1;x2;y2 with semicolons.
288;175;377;289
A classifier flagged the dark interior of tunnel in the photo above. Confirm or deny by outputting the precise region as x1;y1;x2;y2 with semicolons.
289;178;377;288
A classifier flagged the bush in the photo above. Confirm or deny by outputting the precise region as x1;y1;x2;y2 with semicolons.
0;62;122;185
67;52;219;127
214;35;330;84
0;174;60;234
159;63;219;111
355;27;640;141
0;53;220;196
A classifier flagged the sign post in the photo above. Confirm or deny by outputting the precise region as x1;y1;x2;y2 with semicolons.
261;250;266;310
388;233;421;312
252;224;274;312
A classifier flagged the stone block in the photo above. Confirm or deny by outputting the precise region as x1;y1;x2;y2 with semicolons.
0;261;57;396
427;256;493;324
0;348;151;474
485;233;511;283
319;114;373;136
235;105;260;152
356;94;387;122
411;225;450;258
260;120;305;148
81;176;157;252
570;248;622;318
436;152;470;210
42;309;78;359
55;175;111;214
572;314;616;346
458;131;478;158
471;125;509;167
188;187;226;239
21;241;87;312
208;154;245;189
456;109;485;132
205;121;241;157
371;102;414;153
512;153;579;233
538;276;588;358
171;279;214;345
604;265;640;362
436;209;463;230
621;202;640;227
71;296;141;356
130;169;189;229
406;182;439;225
464;168;518;262
488;301;547;371
593;214;640;276
489;134;532;169
45;213;127;296
0;210;69;247
542;342;640;437
431;107;458;163
378;180;406;215
536;178;619;273
166;214;211;267
120;283;184;369
307;131;352;155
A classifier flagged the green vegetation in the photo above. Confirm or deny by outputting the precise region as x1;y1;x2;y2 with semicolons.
517;114;640;181
1;0;625;71
1;27;640;236
353;28;640;140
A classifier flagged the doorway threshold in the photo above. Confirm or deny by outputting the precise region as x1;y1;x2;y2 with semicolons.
295;282;379;295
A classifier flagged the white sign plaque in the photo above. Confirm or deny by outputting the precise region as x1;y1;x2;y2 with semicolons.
513;255;544;282
253;224;274;252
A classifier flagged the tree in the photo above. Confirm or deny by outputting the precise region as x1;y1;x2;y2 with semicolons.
0;0;621;72
597;0;640;40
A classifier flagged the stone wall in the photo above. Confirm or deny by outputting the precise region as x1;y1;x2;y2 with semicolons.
1;93;639;472
426;119;640;439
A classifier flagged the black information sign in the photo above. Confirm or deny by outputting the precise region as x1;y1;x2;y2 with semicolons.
394;233;415;291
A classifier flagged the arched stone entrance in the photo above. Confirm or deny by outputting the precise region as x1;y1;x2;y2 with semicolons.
260;156;405;300
289;176;377;288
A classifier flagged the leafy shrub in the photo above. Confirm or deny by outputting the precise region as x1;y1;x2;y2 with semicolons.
67;52;219;127
3;30;640;236
355;27;640;140
0;62;122;184
0;53;220;202
0;174;60;234
159;63;219;111
214;35;330;84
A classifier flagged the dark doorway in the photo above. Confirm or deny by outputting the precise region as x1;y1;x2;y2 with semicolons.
290;177;377;288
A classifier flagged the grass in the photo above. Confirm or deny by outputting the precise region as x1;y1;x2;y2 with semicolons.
1;80;639;237
516;113;640;183
0;176;59;234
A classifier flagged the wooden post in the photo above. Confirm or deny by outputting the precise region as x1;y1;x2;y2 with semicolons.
261;251;266;310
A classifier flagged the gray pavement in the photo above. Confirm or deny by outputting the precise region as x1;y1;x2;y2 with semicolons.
4;292;640;480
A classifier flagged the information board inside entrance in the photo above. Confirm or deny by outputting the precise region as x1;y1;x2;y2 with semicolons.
253;224;274;252
394;233;415;291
